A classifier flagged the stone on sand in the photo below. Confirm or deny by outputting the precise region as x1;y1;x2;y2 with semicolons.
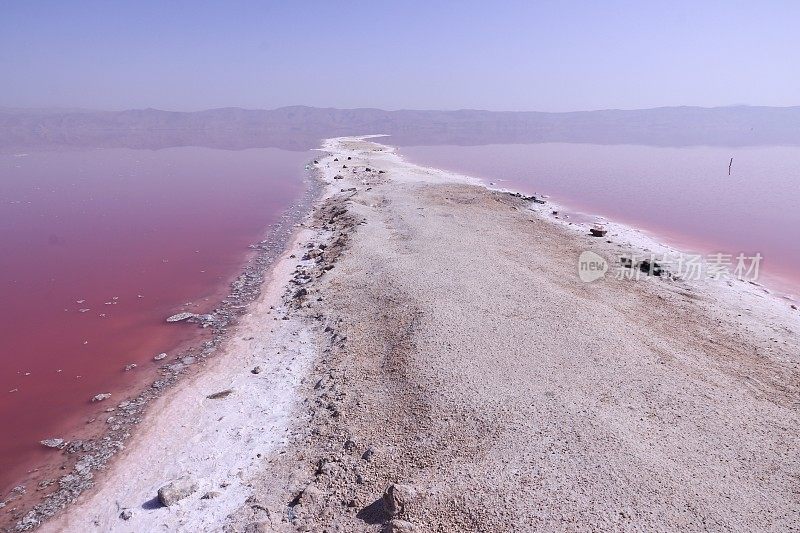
382;483;416;516
157;477;198;506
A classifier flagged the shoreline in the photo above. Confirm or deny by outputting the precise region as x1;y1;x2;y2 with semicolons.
395;144;800;299
17;136;800;531
392;142;799;306
0;162;322;531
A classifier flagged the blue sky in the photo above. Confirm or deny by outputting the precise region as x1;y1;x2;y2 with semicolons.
1;0;798;111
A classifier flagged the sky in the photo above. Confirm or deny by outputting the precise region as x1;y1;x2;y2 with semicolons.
1;0;798;112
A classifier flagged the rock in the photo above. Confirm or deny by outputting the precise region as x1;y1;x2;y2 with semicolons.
639;260;665;276
153;352;168;361
294;287;308;299
589;225;608;237
382;483;416;516
124;363;137;371
201;491;221;500
385;519;417;532
119;509;132;520
91;393;112;402
40;438;67;449
157;477;198;506
362;446;376;461
166;312;197;323
333;175;344;180
791;304;798;310
207;389;233;399
251;366;263;374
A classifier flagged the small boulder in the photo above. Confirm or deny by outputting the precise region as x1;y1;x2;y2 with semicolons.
251;366;263;375
40;438;67;449
157;477;198;506
119;509;132;520
91;393;112;402
153;352;168;361
589;225;608;237
166;312;197;323
382;483;416;516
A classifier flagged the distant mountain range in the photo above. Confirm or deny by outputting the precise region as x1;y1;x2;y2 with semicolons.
1;105;799;151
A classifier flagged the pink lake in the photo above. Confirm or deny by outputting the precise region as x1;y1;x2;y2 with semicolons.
401;143;800;293
0;147;310;497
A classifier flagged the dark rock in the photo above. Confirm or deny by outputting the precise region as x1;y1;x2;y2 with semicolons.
362;446;376;461
639;260;665;276
119;509;132;520
589;226;608;237
201;491;221;500
251;366;263;375
207;389;233;400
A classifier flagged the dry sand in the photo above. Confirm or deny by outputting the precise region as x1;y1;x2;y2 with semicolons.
38;137;800;532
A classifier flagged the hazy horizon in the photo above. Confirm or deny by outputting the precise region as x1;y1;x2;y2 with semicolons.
2;1;798;112
4;103;800;115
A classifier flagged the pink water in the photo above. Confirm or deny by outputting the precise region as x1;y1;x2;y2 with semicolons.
0;147;309;496
402;143;800;292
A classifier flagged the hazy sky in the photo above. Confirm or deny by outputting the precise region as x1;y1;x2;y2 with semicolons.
1;1;798;112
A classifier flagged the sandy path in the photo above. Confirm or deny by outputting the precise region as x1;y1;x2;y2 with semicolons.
226;137;800;532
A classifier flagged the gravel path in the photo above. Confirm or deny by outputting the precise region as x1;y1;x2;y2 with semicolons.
229;137;800;532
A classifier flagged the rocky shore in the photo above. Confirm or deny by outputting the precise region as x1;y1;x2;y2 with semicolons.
24;137;800;532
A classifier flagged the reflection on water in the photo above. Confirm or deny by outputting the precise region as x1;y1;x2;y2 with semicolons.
401;143;800;292
0;147;308;495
